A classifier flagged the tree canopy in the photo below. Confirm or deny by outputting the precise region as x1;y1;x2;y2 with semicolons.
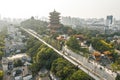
26;37;41;58
69;70;94;80
51;58;76;80
51;58;94;80
14;59;23;67
115;74;120;80
0;27;6;59
91;38;114;53
66;36;80;51
21;17;48;35
36;47;58;69
0;70;3;80
111;57;120;71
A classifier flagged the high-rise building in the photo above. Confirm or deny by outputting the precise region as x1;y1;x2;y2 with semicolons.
104;15;113;34
106;15;113;25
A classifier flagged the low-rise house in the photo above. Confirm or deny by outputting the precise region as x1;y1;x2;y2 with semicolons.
92;51;112;66
92;51;101;61
13;66;32;80
23;74;32;80
7;53;31;62
81;42;87;48
8;61;13;70
56;35;68;41
74;34;85;41
15;75;22;80
24;62;32;66
38;68;48;77
56;35;65;41
99;54;111;66
2;57;9;71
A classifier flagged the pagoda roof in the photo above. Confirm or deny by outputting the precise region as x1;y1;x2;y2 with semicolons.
50;10;60;15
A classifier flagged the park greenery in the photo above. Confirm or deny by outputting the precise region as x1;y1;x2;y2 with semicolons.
65;36;89;55
51;58;94;80
111;57;120;72
91;38;114;53
25;35;94;80
69;70;93;80
0;28;6;60
0;27;6;80
51;58;76;80
66;36;80;51
0;70;4;80
26;36;59;75
21;16;48;35
65;36;85;54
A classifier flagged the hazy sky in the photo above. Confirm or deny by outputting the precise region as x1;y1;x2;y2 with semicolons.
0;0;120;19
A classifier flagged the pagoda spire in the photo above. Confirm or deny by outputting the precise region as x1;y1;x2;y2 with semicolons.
54;9;56;12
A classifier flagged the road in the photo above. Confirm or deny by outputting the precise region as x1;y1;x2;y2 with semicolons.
63;47;116;80
21;27;116;80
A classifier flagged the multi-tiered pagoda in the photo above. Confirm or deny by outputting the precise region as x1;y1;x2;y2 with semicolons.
48;10;62;30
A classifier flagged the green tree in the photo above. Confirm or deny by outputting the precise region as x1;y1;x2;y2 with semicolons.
51;58;76;80
21;17;48;35
115;74;120;80
36;47;58;69
91;38;114;53
59;26;76;35
0;51;4;60
69;70;94;80
0;70;4;80
26;37;41;58
14;59;23;67
0;30;5;59
29;63;39;76
66;36;80;50
111;57;120;71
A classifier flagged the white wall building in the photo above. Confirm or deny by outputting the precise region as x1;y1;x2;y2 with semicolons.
2;57;9;71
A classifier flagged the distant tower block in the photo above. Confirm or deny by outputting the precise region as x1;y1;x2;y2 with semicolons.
106;15;113;26
104;15;113;34
48;10;62;30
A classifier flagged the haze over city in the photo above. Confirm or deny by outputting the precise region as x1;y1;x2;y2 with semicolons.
0;0;120;19
1;0;120;80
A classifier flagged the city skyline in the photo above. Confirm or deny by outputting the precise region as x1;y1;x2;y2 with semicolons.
0;0;120;19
